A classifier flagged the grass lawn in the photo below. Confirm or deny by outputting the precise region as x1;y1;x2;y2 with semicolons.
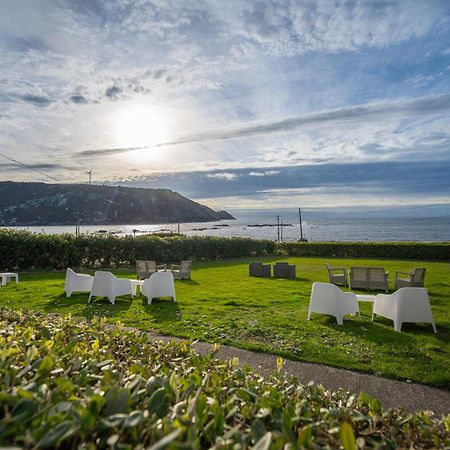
1;256;449;388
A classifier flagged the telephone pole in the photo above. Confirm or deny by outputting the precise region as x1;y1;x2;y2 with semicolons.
276;215;280;243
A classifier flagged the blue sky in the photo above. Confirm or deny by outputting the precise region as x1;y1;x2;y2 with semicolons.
1;0;450;211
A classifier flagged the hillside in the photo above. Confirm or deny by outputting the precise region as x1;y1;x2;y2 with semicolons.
0;181;235;225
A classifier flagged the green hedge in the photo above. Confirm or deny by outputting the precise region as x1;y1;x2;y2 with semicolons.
281;241;450;261
0;309;448;449
1;230;449;270
0;230;276;270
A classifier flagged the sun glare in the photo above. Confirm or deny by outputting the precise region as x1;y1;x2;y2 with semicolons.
114;104;170;163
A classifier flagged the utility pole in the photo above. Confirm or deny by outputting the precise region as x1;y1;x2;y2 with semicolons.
280;220;283;243
75;217;80;236
298;207;307;242
276;215;280;243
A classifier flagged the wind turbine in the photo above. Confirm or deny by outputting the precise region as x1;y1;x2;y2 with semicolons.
86;169;93;185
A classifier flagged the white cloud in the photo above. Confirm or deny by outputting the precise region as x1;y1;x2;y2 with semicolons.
217;0;449;56
206;172;239;180
248;170;280;176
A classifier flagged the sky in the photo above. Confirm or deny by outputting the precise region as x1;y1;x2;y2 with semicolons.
1;0;450;212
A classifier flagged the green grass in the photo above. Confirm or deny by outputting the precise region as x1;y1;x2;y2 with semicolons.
2;256;449;388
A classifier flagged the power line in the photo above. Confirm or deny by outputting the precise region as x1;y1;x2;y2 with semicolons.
0;152;59;181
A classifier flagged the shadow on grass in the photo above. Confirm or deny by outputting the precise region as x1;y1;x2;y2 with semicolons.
81;296;135;320
322;314;450;344
142;297;182;323
176;279;199;286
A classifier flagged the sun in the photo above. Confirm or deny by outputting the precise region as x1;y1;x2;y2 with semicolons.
113;104;170;162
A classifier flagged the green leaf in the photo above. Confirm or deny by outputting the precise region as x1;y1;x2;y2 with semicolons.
11;399;37;423
103;388;130;416
251;419;267;442
124;410;144;428
40;326;51;339
35;421;76;449
297;425;312;447
253;432;273;450
38;356;54;374
214;411;224;436
148;429;181;450
340;422;357;450
147;387;169;418
369;398;382;415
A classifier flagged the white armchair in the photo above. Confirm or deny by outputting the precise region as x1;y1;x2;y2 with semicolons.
142;272;176;305
64;268;93;297
372;287;437;332
307;282;360;325
88;271;132;305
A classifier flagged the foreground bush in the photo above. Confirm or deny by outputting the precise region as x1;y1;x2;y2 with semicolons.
0;309;448;449
0;230;276;270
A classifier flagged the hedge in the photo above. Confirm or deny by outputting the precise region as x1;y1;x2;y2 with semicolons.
280;241;450;261
1;230;449;271
0;230;276;270
0;309;448;449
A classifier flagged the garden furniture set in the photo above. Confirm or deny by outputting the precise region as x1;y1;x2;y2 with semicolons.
308;282;437;333
136;260;192;280
64;268;176;305
326;264;426;292
249;262;296;279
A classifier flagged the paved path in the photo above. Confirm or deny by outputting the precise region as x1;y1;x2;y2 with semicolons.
147;332;450;417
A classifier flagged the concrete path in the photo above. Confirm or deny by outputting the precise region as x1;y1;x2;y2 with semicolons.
147;332;450;417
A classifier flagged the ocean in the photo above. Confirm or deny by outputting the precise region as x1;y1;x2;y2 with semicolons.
3;209;450;242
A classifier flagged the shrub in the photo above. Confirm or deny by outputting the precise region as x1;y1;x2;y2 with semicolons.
281;241;450;261
0;230;276;270
0;309;448;449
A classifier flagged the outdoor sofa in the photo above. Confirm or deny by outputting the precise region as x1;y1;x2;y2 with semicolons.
349;266;389;292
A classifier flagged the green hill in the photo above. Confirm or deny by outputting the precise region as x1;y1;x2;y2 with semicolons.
0;181;234;225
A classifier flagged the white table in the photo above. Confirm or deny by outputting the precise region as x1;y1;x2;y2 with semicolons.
0;272;19;287
130;279;144;296
356;294;375;312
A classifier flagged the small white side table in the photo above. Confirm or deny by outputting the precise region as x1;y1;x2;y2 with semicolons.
356;294;375;313
130;279;144;296
0;272;19;287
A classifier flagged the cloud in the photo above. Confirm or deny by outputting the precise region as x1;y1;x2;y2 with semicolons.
109;159;450;210
248;170;280;177
79;93;450;156
70;94;88;104
206;172;239;180
220;0;450;56
81;146;149;156
2;0;450;211
105;85;123;99
21;94;52;107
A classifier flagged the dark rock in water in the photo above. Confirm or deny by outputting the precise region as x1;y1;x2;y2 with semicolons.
0;181;233;226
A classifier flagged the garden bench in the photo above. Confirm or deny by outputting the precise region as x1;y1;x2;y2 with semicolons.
349;266;389;292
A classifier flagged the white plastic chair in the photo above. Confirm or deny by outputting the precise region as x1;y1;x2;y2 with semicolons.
372;287;437;332
88;271;132;305
307;282;360;325
142;272;176;305
64;268;94;297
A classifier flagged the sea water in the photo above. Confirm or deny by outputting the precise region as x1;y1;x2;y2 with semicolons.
3;209;450;242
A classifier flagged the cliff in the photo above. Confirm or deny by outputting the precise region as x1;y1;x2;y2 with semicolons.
0;181;235;225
